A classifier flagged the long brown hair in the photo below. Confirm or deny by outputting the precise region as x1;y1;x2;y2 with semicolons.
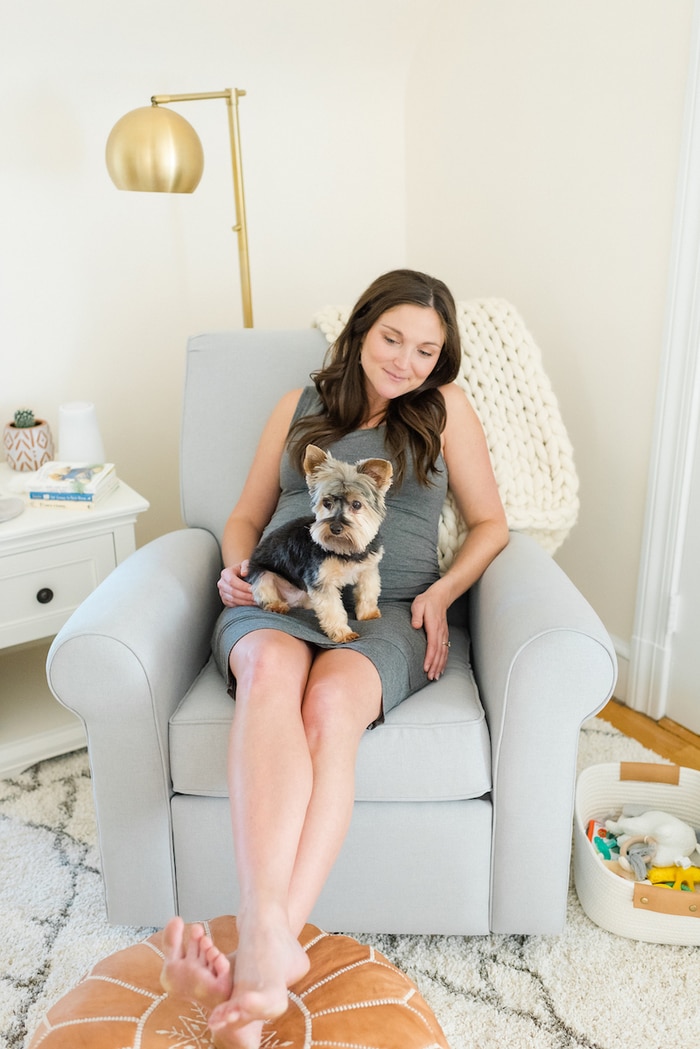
288;269;461;487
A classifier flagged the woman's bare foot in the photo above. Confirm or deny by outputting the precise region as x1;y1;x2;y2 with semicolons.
208;911;310;1048
211;1017;264;1049
160;916;234;1010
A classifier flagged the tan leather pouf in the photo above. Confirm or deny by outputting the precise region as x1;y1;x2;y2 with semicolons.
27;916;450;1048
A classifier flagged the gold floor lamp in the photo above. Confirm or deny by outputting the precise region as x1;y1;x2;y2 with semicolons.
105;88;253;327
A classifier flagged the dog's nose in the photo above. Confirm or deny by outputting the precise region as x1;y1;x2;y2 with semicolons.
330;523;343;535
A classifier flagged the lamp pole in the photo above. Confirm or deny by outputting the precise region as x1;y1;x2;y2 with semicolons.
150;89;253;327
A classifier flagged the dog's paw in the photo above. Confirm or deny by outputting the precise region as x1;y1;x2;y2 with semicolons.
356;608;381;622
331;629;360;643
264;600;290;615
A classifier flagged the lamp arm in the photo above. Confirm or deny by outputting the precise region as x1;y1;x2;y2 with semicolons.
151;91;233;105
151;88;253;328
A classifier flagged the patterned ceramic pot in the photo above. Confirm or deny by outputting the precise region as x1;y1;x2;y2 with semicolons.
3;419;54;471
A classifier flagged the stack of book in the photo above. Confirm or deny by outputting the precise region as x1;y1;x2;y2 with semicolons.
28;462;118;509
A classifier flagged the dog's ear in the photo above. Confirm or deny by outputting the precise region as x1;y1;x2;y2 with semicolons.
357;457;393;492
303;444;329;476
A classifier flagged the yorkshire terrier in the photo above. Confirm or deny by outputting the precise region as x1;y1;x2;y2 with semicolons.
246;444;393;643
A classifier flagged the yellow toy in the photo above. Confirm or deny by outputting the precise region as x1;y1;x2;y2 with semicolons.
647;865;700;892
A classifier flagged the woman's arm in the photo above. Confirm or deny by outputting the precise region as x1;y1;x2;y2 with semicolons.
218;388;302;608
411;382;509;679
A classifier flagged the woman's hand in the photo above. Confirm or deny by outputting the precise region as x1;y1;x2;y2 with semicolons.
217;561;257;608
411;584;451;681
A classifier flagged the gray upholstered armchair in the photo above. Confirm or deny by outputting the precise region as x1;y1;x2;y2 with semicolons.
47;302;616;934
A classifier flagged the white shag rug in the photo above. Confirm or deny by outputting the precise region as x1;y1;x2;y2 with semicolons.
1;719;697;1049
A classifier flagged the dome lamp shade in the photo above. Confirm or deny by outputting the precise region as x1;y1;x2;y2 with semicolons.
105;105;204;193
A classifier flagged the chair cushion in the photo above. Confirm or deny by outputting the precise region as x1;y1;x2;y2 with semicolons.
27;916;450;1049
170;629;491;801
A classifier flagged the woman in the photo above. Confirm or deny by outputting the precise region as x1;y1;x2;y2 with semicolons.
161;270;509;1049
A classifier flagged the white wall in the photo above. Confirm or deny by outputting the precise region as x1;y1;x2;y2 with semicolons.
405;0;694;662
0;0;431;544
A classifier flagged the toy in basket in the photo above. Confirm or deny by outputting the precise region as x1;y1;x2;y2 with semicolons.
574;762;700;945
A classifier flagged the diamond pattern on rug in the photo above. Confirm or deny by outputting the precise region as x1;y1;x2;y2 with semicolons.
0;752;155;1049
1;724;698;1049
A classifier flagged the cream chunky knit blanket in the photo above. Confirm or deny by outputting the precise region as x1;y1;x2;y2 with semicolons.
313;298;579;566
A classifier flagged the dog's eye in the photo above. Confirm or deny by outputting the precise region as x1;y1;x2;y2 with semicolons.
323;498;333;510
351;500;362;511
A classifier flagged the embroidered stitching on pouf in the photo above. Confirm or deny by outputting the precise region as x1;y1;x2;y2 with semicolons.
26;917;450;1049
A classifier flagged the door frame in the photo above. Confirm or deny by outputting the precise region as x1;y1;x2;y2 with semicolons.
628;0;700;718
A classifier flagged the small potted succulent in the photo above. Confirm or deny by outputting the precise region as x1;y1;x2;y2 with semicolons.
3;409;54;472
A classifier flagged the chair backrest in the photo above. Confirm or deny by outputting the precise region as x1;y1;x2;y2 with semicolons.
181;328;328;542
182;301;580;556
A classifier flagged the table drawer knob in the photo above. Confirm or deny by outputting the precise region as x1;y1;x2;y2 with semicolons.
36;587;54;605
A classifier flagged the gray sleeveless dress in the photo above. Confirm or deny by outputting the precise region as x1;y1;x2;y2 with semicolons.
212;387;448;721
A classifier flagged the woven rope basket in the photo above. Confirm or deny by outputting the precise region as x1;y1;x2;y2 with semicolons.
574;763;700;945
313;298;579;567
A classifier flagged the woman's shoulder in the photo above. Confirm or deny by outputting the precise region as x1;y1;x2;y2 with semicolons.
266;386;322;443
270;387;306;422
279;387;306;409
439;381;467;406
439;382;485;447
288;384;324;421
439;381;475;420
258;388;306;450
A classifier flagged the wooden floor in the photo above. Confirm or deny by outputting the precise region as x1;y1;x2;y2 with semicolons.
599;699;700;771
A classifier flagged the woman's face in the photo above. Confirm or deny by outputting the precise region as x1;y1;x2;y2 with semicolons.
360;304;444;408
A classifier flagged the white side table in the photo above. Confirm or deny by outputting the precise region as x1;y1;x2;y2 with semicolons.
0;463;149;777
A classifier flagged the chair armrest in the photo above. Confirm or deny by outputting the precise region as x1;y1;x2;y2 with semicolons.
47;528;222;925
468;531;617;934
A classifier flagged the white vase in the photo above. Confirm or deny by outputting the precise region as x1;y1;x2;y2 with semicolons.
58;402;106;462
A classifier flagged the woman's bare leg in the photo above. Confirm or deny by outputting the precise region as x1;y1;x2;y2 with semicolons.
210;644;381;1046
286;648;382;933
208;631;315;1044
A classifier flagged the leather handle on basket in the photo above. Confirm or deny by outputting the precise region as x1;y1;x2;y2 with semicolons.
620;763;681;784
633;882;699;917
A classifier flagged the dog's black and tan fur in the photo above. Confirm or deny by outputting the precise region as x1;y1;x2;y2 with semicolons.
246;445;393;643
